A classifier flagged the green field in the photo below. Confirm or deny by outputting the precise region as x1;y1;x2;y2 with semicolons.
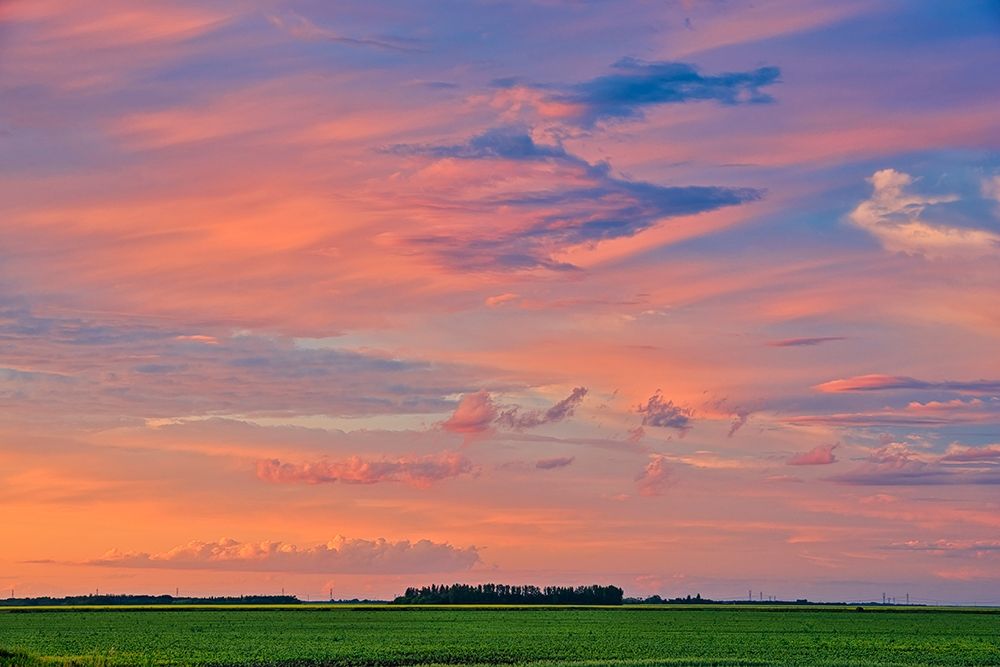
1;605;999;666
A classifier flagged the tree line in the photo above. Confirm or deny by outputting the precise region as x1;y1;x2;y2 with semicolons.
0;595;300;606
394;583;624;605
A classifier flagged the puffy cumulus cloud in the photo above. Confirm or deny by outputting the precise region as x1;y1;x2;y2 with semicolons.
814;374;1000;394
256;452;473;488
443;387;588;434
637;391;693;435
766;336;846;347
383;129;762;271
492;58;780;128
849;169;1000;258
89;536;480;574
535;456;574;470
636;454;673;496
787;443;839;466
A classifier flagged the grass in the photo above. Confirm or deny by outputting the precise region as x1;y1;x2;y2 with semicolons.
1;605;998;666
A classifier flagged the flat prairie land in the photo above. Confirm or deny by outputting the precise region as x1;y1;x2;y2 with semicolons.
1;605;998;666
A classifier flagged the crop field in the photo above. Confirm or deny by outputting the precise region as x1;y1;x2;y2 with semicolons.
1;605;999;666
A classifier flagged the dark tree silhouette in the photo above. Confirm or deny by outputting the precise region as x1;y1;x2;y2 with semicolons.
394;583;623;605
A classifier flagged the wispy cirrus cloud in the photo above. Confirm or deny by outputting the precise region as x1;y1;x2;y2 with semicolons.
255;452;473;488
87;536;479;573
267;11;423;53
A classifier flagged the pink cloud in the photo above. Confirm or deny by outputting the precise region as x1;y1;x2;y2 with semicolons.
636;454;672;497
255;452;473;487
441;391;498;434
485;293;519;307
787;443;838;466
90;536;480;574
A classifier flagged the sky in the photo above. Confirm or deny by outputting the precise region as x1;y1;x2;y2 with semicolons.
1;0;999;605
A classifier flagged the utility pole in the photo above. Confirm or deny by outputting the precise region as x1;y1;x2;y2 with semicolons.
329;588;333;601
906;593;909;605
882;592;885;604
748;589;752;602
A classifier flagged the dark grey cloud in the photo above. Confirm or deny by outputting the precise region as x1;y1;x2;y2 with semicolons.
498;58;780;127
637;391;692;434
387;129;762;271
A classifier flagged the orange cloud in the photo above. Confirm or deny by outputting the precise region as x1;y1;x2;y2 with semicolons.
787;443;838;466
90;536;480;574
255;453;473;488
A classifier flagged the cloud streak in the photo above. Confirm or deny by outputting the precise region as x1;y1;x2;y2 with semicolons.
815;374;1000;394
766;337;846;347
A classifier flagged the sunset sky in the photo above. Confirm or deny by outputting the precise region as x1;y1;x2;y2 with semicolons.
2;1;1000;605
